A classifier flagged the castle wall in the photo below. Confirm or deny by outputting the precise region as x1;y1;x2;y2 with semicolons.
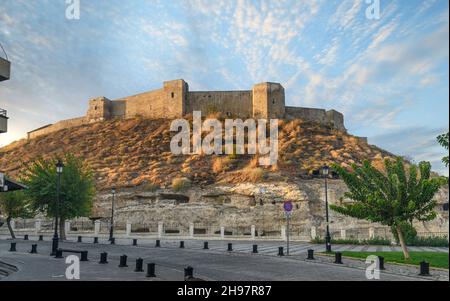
326;109;345;131
124;89;165;119
285;107;346;131
27;117;86;139
111;100;126;117
186;91;253;118
26;79;347;140
285;107;327;123
124;79;187;119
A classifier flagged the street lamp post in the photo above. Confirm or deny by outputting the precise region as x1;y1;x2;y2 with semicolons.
322;165;332;253
51;160;64;256
109;187;116;241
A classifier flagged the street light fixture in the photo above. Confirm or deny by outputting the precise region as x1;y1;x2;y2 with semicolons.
109;187;116;241
51;159;64;256
322;165;332;253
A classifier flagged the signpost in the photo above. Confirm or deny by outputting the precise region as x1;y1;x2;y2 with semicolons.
283;200;293;255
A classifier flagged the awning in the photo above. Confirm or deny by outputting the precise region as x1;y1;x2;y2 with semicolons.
0;57;10;82
0;57;11;82
0;175;27;192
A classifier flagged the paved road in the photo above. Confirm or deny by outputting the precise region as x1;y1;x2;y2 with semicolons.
0;237;438;281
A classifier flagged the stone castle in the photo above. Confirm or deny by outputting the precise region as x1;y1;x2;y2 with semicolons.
27;79;346;139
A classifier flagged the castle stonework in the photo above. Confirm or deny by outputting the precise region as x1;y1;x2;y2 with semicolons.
27;79;346;139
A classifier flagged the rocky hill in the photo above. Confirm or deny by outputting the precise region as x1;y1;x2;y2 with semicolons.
2;117;448;238
0;116;395;191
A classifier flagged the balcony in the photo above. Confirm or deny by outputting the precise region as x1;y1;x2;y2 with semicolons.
0;57;10;81
0;109;7;133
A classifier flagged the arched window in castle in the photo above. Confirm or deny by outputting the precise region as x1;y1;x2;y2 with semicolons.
171;92;175;98
272;98;276;104
94;106;98;110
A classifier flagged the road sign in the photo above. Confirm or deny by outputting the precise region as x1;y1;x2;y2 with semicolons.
283;200;293;212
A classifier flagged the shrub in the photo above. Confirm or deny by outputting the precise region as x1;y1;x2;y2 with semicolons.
171;177;191;192
311;236;391;246
143;182;159;192
243;167;265;182
212;157;232;174
407;236;449;247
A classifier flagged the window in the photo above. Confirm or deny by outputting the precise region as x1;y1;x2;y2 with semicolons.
272;98;276;104
171;92;175;98
443;203;449;211
94;106;98;110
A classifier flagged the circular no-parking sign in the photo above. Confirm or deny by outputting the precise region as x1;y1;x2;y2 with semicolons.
283;201;293;212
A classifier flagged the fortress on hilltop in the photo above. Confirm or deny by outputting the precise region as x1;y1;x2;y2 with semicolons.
27;79;346;139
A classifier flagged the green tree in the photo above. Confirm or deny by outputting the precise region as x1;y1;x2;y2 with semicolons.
22;154;95;240
437;132;449;167
0;190;35;239
330;158;441;259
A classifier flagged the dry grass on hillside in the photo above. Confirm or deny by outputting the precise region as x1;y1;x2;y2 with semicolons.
0;117;396;191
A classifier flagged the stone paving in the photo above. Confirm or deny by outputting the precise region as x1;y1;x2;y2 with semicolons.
0;235;447;281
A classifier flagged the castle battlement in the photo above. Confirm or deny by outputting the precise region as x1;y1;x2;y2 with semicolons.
27;79;346;139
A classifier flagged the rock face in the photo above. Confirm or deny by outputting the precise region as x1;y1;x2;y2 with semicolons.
93;180;449;240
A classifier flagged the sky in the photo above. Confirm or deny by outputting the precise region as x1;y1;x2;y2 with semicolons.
0;0;448;175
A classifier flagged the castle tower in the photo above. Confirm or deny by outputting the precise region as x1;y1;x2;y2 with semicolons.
86;96;112;122
163;79;188;118
252;82;285;119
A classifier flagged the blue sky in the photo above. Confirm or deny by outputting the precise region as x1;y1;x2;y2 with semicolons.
0;0;448;175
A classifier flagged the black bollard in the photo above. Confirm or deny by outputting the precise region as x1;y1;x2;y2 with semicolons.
419;261;430;276
110;238;115;245
155;240;160;247
184;266;194;279
252;244;258;254
99;252;108;264
307;249;314;260
334;252;343;264
118;255;128;267
134;258;144;272
132;239;138;246
24;234;29;241
30;244;38;254
80;251;88;262
227;243;233;251
378;256;385;270
203;242;209;250
77;236;82;243
278;246;284;256
55;249;63;259
180;241;185;248
9;242;16;252
146;263;156;277
93;237;98;244
38;235;43;241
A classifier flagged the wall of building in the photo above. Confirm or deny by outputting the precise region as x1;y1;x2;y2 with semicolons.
186;91;253;118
